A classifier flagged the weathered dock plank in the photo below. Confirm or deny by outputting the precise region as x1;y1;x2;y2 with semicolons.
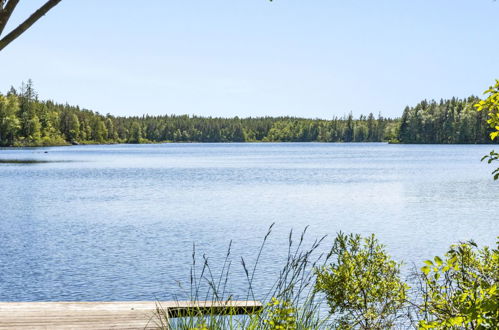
0;301;262;329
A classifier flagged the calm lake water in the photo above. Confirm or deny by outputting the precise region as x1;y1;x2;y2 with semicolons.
0;143;497;301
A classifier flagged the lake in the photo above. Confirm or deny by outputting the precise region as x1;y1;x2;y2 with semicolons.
0;143;497;301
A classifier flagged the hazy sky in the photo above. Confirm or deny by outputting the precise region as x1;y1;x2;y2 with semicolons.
1;0;498;118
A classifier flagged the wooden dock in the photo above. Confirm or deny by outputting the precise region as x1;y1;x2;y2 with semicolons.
0;300;262;329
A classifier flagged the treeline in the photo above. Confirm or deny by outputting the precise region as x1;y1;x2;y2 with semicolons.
0;81;496;146
399;96;493;144
0;81;398;146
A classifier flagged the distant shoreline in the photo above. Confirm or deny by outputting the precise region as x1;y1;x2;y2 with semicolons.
1;141;498;150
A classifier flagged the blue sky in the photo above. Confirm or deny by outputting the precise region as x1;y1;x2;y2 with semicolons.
1;0;498;118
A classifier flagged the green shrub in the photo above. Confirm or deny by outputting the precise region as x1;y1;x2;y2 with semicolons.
417;240;499;329
476;80;499;180
315;233;408;329
156;230;497;329
263;297;297;330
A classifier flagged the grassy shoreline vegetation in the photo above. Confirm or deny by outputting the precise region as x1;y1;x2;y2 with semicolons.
155;225;498;329
0;80;497;147
156;82;499;328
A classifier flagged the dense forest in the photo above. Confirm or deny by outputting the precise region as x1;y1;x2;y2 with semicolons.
0;81;496;146
399;96;493;144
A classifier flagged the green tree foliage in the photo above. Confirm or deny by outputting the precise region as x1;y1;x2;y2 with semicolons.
398;97;494;144
315;233;408;329
475;80;499;180
90;118;108;143
0;93;20;146
0;83;399;146
475;80;499;141
128;121;143;143
0;82;496;147
481;151;499;180
60;112;80;142
417;240;499;329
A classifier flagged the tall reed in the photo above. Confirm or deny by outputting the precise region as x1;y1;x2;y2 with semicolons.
154;223;334;329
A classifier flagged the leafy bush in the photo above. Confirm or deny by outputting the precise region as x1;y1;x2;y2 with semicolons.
314;233;408;329
155;230;498;329
476;80;499;180
262;297;297;330
416;240;499;329
475;80;499;141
